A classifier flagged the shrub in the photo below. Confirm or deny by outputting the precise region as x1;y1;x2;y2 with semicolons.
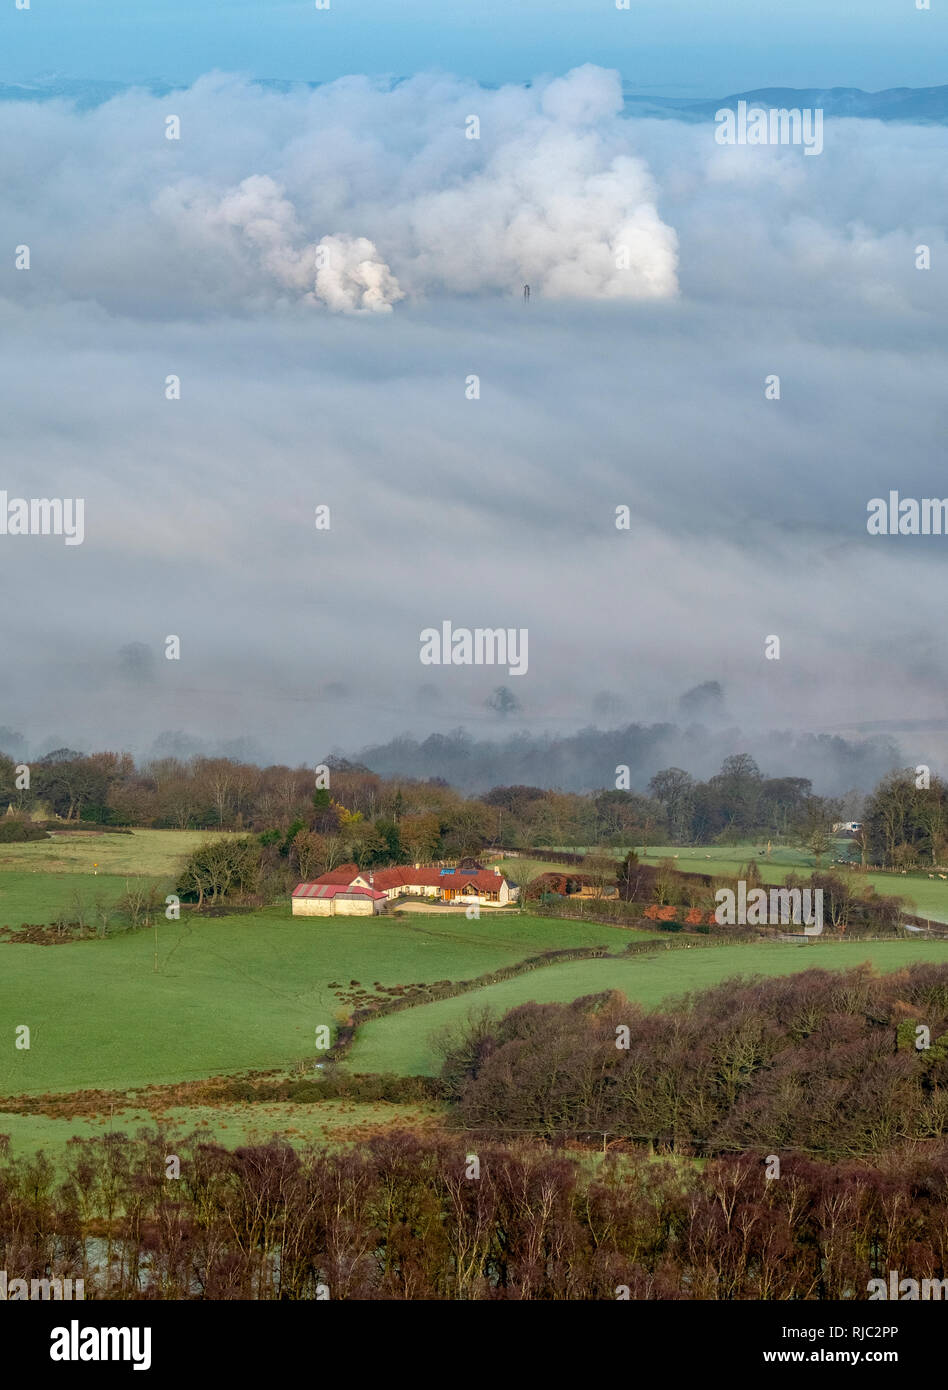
440;965;948;1158
176;836;262;906
0;818;48;843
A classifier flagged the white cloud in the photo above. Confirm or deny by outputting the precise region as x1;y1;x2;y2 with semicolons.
1;65;678;313
198;175;403;312
4;70;948;319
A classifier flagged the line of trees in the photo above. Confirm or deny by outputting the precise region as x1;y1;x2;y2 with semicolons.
644;756;842;859
0;744;940;872
4;1127;948;1299
0;747;848;851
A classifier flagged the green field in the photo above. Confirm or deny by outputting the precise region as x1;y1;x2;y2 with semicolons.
348;938;948;1076
0;871;153;929
0;827;234;879
0;909;631;1096
0;1100;444;1165
0;828;236;929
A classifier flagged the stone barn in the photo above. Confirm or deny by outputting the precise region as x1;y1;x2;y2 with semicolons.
292;883;388;916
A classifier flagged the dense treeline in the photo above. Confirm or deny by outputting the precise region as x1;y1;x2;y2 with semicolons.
0;748;845;855
863;769;948;868
439;966;948;1157
0;743;941;872
357;722;900;798
3;1128;948;1299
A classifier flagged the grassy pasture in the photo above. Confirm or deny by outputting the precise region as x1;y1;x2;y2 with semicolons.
0;827;235;878
0;909;630;1097
0;1100;445;1166
348;938;948;1076
0;829;232;927
0;871;150;929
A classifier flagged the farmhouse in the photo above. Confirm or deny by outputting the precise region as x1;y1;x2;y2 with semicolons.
305;863;515;907
291;883;388;916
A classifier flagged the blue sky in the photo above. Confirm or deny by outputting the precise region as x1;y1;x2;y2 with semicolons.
0;0;945;93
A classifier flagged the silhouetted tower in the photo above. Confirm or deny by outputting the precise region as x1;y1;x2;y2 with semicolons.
522;283;530;303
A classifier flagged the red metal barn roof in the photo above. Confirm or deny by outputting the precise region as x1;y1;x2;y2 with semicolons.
294;882;386;901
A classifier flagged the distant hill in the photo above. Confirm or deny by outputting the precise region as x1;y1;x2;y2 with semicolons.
621;84;948;124
0;78;136;108
2;77;948;124
0;76;315;107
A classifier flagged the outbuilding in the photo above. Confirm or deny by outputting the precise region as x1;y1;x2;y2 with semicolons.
292;883;388;916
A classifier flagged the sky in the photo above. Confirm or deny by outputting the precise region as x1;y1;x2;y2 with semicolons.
0;0;946;94
0;7;946;790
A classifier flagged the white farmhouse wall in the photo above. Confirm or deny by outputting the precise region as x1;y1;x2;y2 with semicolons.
292;898;333;916
334;897;378;915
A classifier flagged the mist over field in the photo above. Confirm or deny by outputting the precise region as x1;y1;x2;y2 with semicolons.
2;66;946;789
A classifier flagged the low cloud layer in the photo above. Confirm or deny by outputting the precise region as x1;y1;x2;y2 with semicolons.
5;66;679;314
0;69;946;788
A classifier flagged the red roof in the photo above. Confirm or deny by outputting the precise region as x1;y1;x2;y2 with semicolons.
366;866;430;891
293;882;387;901
312;865;508;893
310;862;360;886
